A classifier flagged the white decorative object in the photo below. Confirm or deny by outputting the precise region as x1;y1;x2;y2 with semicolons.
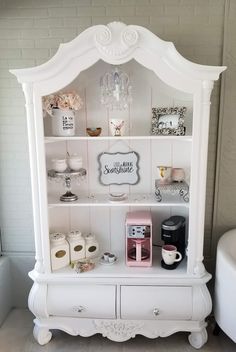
51;108;75;136
156;166;172;184
98;151;139;185
10;21;226;349
84;234;99;259
51;158;67;173
50;233;70;271
172;168;185;182
67;231;85;262
109;118;125;136
100;67;132;110
67;155;83;171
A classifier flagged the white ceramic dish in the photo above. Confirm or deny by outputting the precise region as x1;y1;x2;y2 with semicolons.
109;193;127;202
99;256;117;265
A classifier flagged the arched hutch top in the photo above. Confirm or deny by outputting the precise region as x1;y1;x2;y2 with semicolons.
11;21;225;94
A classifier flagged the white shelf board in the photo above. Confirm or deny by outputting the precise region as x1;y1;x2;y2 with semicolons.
48;193;189;208
45;135;192;143
52;247;187;278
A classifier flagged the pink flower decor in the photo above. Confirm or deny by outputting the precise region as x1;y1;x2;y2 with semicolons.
42;91;83;116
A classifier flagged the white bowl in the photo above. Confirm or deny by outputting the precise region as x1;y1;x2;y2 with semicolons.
52;159;67;172
68;156;83;171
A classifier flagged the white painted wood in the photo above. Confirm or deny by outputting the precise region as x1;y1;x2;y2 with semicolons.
47;193;190;207
121;286;192;320
47;285;116;319
44;136;193;142
10;22;226;348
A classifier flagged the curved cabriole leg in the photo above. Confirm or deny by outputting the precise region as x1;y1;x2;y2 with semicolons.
188;328;208;349
33;324;52;345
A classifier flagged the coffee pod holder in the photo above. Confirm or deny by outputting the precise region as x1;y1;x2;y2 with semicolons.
155;179;189;203
48;168;86;202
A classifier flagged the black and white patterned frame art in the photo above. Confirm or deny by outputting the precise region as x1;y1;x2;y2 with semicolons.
151;107;187;136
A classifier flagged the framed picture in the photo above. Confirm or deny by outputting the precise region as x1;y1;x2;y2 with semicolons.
98;151;140;186
151;107;187;136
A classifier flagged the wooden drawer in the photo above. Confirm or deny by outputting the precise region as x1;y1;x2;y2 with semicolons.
47;285;116;319
121;286;192;320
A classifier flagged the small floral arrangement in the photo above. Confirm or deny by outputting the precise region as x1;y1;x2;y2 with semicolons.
42;91;83;116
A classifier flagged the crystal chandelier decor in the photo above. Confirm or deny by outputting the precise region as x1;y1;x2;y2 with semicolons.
100;67;132;110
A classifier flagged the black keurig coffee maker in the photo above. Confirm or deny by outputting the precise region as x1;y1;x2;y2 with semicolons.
161;216;185;269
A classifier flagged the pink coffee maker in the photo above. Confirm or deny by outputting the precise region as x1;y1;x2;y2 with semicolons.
125;210;152;267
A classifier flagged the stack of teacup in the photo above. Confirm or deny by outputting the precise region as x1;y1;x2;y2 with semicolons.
156;166;185;184
51;154;83;172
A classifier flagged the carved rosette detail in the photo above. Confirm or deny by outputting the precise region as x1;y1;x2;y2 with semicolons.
94;22;139;60
94;320;143;342
121;28;139;47
95;26;112;47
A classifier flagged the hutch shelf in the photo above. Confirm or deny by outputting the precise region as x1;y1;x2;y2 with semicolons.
10;22;226;348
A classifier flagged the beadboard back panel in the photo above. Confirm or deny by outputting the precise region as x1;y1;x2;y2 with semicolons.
43;60;193;138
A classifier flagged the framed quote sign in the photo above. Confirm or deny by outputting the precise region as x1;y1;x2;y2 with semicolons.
98;151;140;185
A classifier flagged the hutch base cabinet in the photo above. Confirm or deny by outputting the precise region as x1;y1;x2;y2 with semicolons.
29;276;211;348
11;22;226;349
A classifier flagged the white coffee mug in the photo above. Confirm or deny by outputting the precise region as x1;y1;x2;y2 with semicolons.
162;244;182;265
109;119;125;136
157;166;172;184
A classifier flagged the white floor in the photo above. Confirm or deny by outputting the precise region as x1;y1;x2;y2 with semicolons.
0;309;236;352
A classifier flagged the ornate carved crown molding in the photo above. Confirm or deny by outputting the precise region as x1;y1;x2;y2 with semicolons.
94;22;139;61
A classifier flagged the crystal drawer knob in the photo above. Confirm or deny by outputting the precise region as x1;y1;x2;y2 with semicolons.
153;308;160;316
73;306;85;313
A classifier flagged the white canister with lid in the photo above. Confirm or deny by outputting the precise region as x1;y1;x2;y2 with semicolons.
50;233;70;271
67;230;86;262
85;234;99;259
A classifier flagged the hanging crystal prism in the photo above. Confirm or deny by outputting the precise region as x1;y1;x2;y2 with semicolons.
100;67;132;110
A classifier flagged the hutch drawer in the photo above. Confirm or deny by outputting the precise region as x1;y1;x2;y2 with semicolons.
120;286;192;320
47;284;116;319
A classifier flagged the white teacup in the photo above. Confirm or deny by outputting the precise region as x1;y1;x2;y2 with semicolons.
109;119;125;136
52;158;67;173
172;168;185;182
162;244;182;265
157;166;172;184
68;155;83;171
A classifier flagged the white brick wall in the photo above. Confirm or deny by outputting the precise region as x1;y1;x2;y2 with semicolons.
0;0;226;261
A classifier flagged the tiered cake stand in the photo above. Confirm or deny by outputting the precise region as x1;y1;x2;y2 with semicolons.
48;168;86;202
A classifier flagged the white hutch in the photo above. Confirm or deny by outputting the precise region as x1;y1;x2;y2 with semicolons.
10;22;226;348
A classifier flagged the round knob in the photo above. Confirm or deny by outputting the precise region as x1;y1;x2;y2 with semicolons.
153;308;160;316
73;305;85;313
77;305;84;313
